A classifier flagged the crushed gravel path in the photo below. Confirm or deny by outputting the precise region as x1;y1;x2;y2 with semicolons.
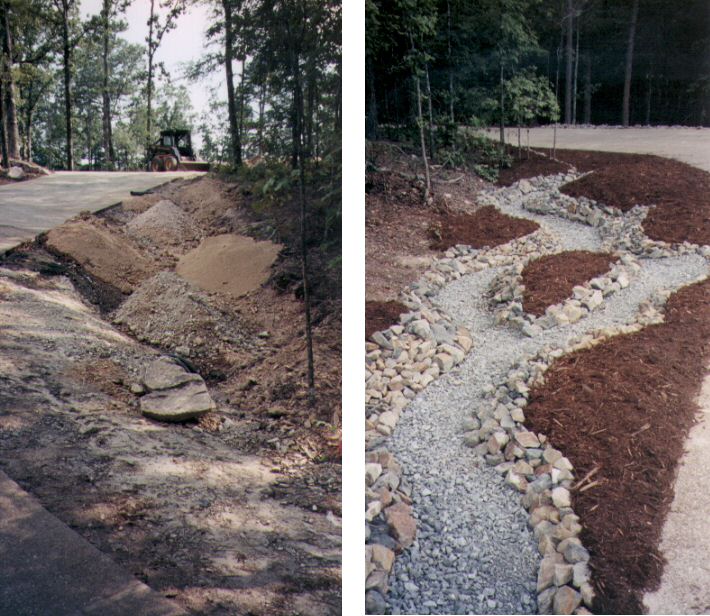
386;187;709;615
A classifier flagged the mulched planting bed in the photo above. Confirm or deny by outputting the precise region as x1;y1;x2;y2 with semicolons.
430;205;539;251
365;300;409;339
521;251;618;316
524;277;710;614
499;147;710;246
561;156;710;246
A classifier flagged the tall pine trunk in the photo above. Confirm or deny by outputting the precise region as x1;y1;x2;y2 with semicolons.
61;0;73;170
572;22;580;124
583;53;592;124
564;0;573;124
101;0;114;169
414;70;431;202
0;75;8;168
146;0;155;156
1;0;19;160
365;55;377;139
222;0;241;167
447;0;454;124
424;62;434;161
622;0;639;127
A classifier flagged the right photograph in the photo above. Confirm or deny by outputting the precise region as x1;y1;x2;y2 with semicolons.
364;1;710;614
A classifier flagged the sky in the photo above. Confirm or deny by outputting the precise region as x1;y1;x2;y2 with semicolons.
80;0;226;123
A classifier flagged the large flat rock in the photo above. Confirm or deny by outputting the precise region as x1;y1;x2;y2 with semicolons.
140;357;215;422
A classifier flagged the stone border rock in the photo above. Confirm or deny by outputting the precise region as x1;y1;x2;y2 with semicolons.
489;253;640;335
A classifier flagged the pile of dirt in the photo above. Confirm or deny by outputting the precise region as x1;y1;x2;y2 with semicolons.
122;192;165;214
161;176;237;227
113;271;258;377
176;233;281;298
126;199;201;247
430;205;539;251
498;152;571;186
524;277;710;614
561;156;710;245
365;300;409;339
521;251;618;316
45;217;157;293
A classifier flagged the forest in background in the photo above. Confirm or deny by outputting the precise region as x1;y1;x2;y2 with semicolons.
366;0;710;140
0;0;341;175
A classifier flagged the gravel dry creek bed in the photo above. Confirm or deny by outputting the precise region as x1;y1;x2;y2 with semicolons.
384;179;709;615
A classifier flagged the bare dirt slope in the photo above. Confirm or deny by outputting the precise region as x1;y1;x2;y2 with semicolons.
0;175;341;615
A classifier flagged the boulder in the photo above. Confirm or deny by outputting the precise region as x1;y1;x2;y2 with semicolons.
7;166;25;180
139;356;215;422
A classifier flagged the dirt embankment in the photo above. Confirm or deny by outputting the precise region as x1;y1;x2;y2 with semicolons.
0;174;341;615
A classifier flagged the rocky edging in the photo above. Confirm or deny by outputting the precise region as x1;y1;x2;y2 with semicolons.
365;227;560;613
489;253;639;335
460;278;706;615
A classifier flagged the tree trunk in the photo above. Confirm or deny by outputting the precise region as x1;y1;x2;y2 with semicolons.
146;0;155;157
645;71;653;126
622;0;639;127
222;0;241;167
447;0;454;124
291;44;315;407
61;0;73;170
414;71;431;202
572;20;580;124
498;59;505;155
583;52;592;124
365;54;377;139
424;62;434;161
238;57;246;156
101;0;114;169
257;79;266;155
1;0;19;159
25;107;31;160
564;0;573;124
0;74;8;168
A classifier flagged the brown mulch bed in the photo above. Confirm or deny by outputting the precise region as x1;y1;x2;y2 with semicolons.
429;205;539;251
365;300;409;339
499;148;710;246
524;277;710;614
521;251;618;317
561;156;710;246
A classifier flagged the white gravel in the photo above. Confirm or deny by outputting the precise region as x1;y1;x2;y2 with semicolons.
386;185;709;615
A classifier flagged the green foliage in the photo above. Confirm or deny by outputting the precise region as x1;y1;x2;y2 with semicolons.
503;69;559;126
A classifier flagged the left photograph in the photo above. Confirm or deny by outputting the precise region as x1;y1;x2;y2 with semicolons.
0;1;342;615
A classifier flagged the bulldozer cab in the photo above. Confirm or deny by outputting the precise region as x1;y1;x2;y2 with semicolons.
156;129;194;158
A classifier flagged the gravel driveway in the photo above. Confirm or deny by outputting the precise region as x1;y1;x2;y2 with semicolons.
482;126;710;172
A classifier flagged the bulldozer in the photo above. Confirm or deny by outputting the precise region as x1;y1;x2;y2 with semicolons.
147;129;210;172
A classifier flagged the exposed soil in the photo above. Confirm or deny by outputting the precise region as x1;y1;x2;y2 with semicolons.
365;300;409;339
429;206;539;251
366;141;485;302
521;251;618;316
45;216;159;293
524;277;710;614
0;174;341;615
177;234;282;299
